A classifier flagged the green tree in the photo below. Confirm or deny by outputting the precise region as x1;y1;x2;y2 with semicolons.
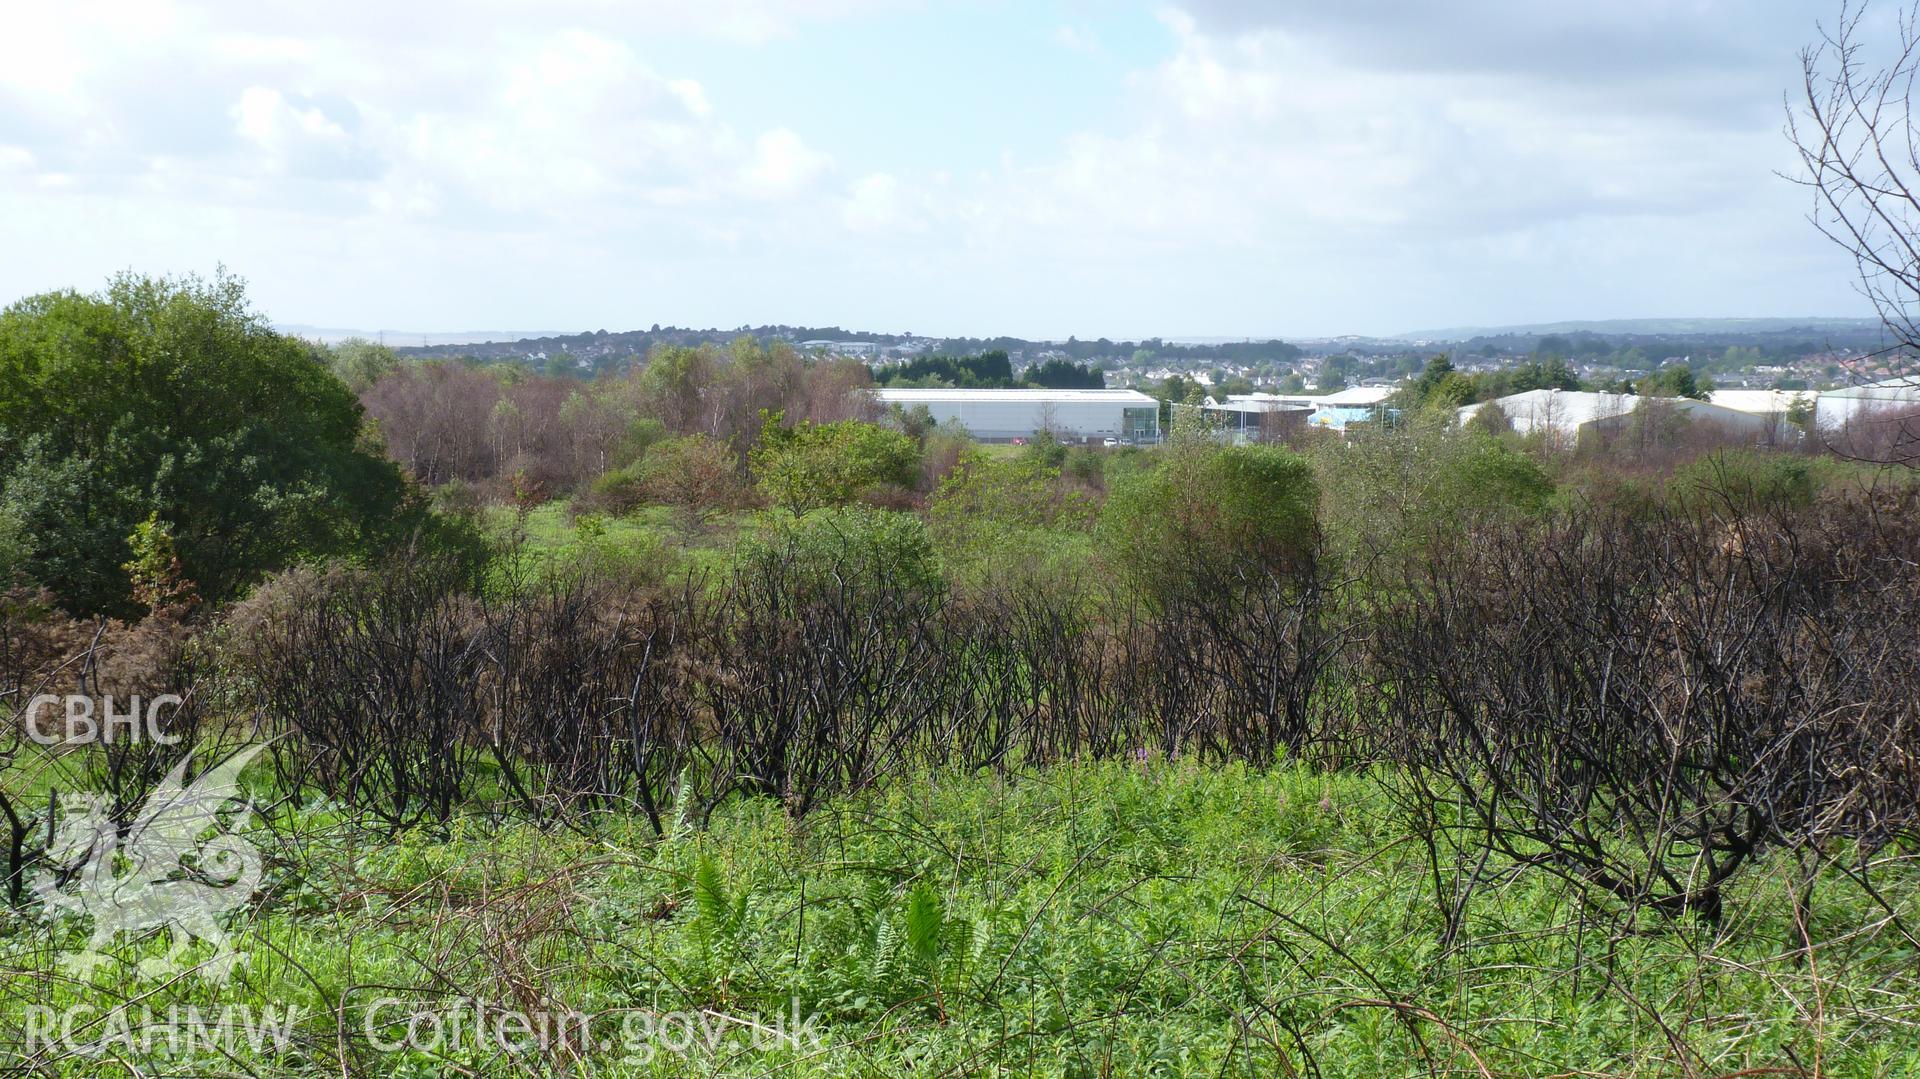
122;511;197;611
1312;425;1553;564
733;504;942;600
1669;449;1815;514
1535;335;1572;359
638;344;715;432
888;403;938;443
1397;354;1476;418
0;271;417;614
875;351;1016;388
1152;374;1199;428
1024;359;1104;389
1464;400;1513;437
931;452;1094;542
1639;364;1709;400
929;451;1096;596
1406;355;1457;403
637;434;744;530
1509;358;1579;394
1099;443;1318;604
1019;431;1069;470
750;413;920;514
0;500;23;581
325;337;399;392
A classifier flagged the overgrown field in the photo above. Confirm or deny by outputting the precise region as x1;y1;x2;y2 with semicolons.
9;280;1920;1075
7;761;1918;1076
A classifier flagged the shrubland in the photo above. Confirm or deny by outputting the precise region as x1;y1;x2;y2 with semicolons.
4;278;1920;1074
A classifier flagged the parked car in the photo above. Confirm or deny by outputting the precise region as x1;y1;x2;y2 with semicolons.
1102;437;1118;447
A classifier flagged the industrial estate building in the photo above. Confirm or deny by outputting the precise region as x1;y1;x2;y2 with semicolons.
1184;386;1397;441
1708;389;1811;424
1457;389;1775;443
1813;377;1920;430
872;388;1162;442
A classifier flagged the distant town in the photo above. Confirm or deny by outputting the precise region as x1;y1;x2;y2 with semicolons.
367;316;1898;398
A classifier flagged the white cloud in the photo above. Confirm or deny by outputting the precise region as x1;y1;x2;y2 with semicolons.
741;128;833;197
0;0;1868;336
944;9;1793;261
1054;24;1100;54
843;172;908;231
231;87;352;166
668;79;713;118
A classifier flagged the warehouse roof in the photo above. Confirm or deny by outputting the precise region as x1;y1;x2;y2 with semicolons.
1221;386;1396;410
1204;398;1314;414
1709;389;1810;415
1818;376;1920;400
1459;389;1762;431
873;388;1158;404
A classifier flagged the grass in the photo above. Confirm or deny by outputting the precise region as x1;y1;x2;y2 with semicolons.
5;760;1917;1076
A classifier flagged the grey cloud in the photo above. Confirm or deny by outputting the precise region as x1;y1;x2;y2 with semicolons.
1175;1;1811;72
1174;1;1825;126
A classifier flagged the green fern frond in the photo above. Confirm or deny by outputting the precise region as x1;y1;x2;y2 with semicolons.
871;914;900;987
943;917;976;975
694;857;730;940
905;881;944;971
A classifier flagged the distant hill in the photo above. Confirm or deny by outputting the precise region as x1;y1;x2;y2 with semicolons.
277;325;565;347
383;325;918;365
1397;317;1883;342
373;324;1307;369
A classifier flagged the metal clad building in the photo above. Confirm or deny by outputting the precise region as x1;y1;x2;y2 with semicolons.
1814;377;1920;430
872;388;1161;442
1457;389;1775;442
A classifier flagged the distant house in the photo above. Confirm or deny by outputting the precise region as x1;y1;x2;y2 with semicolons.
799;340;879;358
872;388;1161;442
1458;389;1773;444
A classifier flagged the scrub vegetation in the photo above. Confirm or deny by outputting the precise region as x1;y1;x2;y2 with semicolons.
3;277;1920;1076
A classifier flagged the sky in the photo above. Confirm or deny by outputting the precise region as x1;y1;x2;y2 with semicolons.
0;0;1886;339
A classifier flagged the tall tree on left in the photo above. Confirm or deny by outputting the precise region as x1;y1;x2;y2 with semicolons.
0;271;419;616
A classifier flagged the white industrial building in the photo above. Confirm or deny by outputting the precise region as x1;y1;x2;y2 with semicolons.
1225;386;1397;410
1812;377;1920;431
799;339;880;358
1458;389;1775;444
872;388;1161;442
1186;386;1398;442
1708;389;1811;423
